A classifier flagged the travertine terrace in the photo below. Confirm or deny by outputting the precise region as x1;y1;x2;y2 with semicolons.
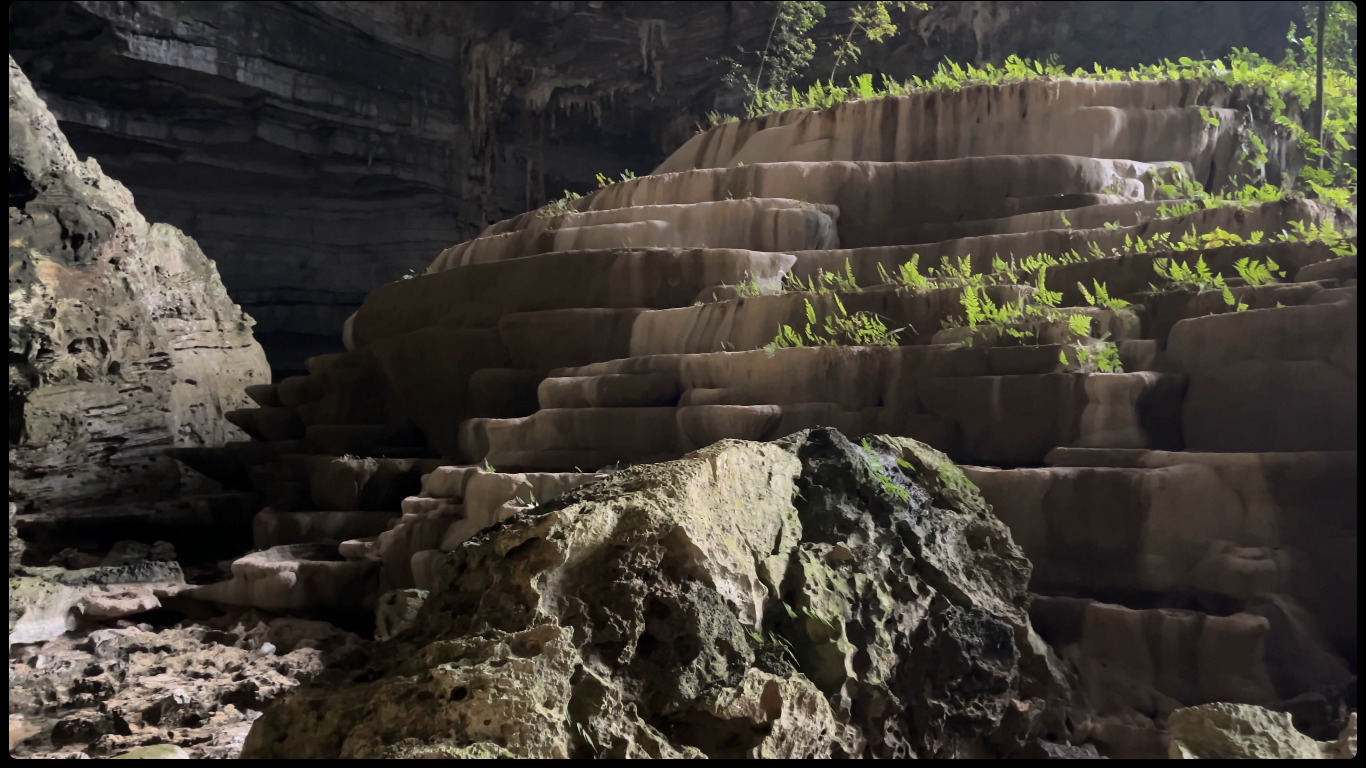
172;77;1355;756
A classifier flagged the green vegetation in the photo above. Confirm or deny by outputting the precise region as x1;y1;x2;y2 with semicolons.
1152;256;1248;311
876;254;929;290
1066;314;1093;338
707;4;1357;209
1077;280;1130;311
785;259;860;293
1062;338;1124;373
1232;256;1285;286
595;170;637;188
536;190;582;218
1278;219;1354;256
830;2;927;79
763;296;901;356
730;271;764;298
753;1;827;95
958;285;1029;339
858;437;914;503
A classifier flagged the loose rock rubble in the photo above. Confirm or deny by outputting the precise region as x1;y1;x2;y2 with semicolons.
8;612;365;759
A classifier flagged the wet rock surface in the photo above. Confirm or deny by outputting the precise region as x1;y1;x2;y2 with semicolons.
240;429;1068;758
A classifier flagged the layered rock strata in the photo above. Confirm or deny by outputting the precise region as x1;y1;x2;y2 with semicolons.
182;75;1355;756
8;57;268;524
7;1;1301;374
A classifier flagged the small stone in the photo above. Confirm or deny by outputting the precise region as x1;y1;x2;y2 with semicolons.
109;744;191;759
101;541;152;567
373;589;429;642
148;542;177;562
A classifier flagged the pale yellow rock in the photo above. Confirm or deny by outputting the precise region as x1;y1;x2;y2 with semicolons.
1167;702;1322;759
110;744;191;759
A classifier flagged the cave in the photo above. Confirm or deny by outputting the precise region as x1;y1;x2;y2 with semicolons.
7;1;1357;760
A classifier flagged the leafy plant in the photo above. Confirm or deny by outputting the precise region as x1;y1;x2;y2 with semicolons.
731;271;763;297
876;253;930;290
1077;280;1131;310
1152;256;1248;310
1031;266;1063;308
831;2;926;79
1153;255;1223;291
929;254;985;288
704;111;740;129
536;190;582;218
822;294;902;346
595;169;637;188
1278;220;1355;256
953;285;1030;339
753;1;827;94
785;259;860;294
764;295;901;356
859;438;912;503
1232;257;1284;286
1066;339;1124;373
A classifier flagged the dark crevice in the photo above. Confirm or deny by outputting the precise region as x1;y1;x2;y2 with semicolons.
9;159;37;210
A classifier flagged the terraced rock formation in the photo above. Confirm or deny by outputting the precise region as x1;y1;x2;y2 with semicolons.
7;1;1302;376
181;75;1355;757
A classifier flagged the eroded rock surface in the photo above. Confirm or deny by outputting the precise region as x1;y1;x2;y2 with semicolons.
8;613;365;759
1167;702;1356;759
241;430;1069;758
8;55;268;514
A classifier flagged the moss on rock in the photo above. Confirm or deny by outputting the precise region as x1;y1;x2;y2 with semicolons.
243;429;1067;758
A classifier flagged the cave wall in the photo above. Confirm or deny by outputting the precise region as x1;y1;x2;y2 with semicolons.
7;1;1300;377
9;56;268;514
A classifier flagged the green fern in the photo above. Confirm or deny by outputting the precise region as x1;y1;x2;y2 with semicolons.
1232;257;1282;286
1067;313;1093;338
1077;280;1131;310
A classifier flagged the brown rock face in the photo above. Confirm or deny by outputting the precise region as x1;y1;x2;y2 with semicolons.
241;431;1070;758
8;56;268;513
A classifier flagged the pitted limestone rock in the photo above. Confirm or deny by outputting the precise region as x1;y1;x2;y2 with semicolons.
9;57;267;511
242;429;1067;758
1166;702;1347;759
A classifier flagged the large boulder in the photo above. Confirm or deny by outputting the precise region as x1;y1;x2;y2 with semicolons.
8;56;267;512
242;428;1067;758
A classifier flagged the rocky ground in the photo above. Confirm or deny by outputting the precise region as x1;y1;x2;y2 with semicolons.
9;609;367;759
9;432;1357;760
